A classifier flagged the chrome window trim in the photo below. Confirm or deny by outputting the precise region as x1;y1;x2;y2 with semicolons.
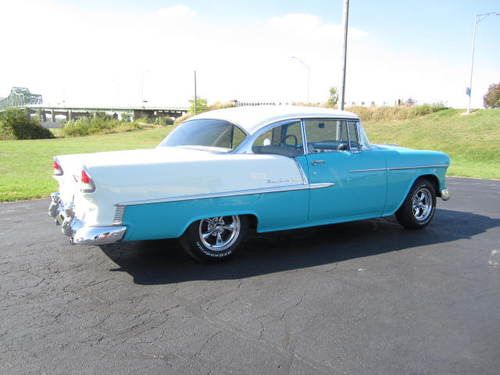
299;119;309;155
237;114;360;155
303;117;358;155
346;119;354;152
116;182;334;207
240;119;306;156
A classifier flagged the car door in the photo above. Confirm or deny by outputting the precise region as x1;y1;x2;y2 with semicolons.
304;118;387;222
251;119;309;229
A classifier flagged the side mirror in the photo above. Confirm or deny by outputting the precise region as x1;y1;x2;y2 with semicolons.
338;143;348;151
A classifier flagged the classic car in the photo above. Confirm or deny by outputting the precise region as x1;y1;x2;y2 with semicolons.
48;106;450;262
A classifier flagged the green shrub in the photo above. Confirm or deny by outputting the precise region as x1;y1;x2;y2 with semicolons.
63;117;141;137
0;108;53;140
347;103;447;122
154;116;174;126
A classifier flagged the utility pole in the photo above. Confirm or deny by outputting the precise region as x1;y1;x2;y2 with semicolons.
339;0;350;110
466;12;499;114
193;70;198;115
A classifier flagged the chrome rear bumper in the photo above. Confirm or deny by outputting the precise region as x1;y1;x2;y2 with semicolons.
48;192;126;245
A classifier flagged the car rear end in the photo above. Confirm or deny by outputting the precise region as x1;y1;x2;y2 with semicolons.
48;155;126;245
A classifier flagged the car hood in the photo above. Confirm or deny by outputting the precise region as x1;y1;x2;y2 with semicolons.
373;144;450;167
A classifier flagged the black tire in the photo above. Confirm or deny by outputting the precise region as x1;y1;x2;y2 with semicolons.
179;215;248;263
396;178;436;229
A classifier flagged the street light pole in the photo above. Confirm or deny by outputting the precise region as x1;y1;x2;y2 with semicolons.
290;56;311;103
339;0;350;110
466;12;500;114
193;70;197;115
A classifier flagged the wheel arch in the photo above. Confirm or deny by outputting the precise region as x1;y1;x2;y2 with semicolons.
180;212;260;237
392;172;441;214
417;174;441;197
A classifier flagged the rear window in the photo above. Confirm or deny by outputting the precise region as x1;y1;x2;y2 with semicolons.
159;119;246;151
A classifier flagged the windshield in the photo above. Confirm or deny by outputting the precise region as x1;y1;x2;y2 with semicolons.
159;119;246;151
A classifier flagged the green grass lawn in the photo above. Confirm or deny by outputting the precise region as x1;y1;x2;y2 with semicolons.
0;108;498;202
363;108;500;180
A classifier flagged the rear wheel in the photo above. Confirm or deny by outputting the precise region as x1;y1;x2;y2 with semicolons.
396;178;436;229
180;215;248;262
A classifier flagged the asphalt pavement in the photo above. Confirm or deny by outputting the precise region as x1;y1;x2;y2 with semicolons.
0;177;499;374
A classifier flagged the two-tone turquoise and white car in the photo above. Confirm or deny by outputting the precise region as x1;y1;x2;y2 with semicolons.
49;106;450;262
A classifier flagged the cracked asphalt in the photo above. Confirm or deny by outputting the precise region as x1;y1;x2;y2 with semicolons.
1;177;499;374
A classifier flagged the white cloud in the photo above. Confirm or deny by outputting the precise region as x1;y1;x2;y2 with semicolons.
0;0;495;108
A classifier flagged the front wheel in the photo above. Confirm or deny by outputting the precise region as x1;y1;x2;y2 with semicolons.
180;215;248;262
396;179;436;229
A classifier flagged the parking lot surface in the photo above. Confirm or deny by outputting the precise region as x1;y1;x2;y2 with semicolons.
1;177;499;374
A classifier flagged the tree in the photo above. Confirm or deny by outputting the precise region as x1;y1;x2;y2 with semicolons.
483;82;500;108
0;108;53;140
327;87;338;108
188;97;208;114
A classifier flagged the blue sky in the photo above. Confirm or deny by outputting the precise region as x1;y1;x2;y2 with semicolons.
1;0;499;107
75;0;500;60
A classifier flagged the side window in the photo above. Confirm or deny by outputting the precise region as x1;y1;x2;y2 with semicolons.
347;121;359;151
214;126;247;149
252;121;304;158
304;119;349;153
231;126;247;149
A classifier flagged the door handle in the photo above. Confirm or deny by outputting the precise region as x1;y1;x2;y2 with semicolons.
311;159;326;166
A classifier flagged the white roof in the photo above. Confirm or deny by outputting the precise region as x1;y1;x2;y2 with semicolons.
191;105;359;135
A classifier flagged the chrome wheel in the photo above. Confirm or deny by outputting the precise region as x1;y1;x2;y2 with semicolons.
412;187;433;222
198;216;241;252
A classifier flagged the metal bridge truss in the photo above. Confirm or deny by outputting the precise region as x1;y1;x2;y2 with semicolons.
0;87;42;110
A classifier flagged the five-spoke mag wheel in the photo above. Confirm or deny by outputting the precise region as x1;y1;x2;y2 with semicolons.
180;215;248;262
199;216;241;252
412;187;433;222
396;178;436;229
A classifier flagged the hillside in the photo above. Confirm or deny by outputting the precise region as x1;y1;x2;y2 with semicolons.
363;109;499;180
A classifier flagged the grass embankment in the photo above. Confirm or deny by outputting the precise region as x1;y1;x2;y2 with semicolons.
0;127;172;201
0;108;498;202
363;108;499;180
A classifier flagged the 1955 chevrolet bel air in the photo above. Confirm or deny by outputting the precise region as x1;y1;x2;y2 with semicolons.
48;106;450;262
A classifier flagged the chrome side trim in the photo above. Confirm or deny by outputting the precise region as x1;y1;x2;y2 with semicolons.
350;167;387;173
118;182;333;207
113;205;126;225
350;164;449;173
388;164;449;171
310;182;335;189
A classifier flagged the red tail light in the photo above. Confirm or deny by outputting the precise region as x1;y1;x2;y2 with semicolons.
53;160;63;176
80;169;96;193
81;169;91;184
